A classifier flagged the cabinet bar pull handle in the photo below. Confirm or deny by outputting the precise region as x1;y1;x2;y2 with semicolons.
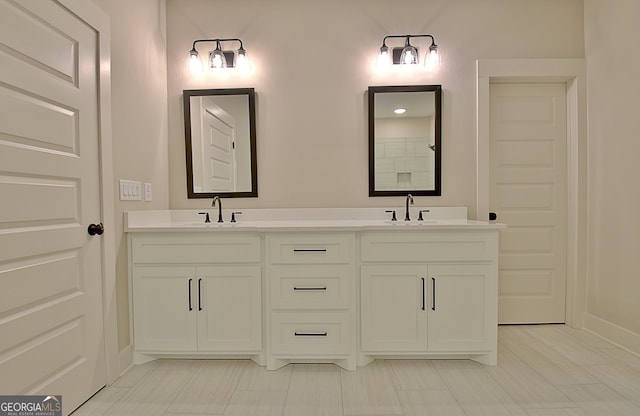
293;286;327;291
198;278;203;311
294;332;328;337
188;279;193;311
432;278;436;311
293;248;327;253
421;277;426;311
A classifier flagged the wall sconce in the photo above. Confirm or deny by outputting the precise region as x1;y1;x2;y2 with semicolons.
188;38;250;73
377;34;440;71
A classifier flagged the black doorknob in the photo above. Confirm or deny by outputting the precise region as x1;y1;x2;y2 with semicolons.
88;223;104;236
489;212;497;221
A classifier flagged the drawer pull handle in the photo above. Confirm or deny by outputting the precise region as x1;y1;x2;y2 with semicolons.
188;279;193;311
293;286;327;291
293;249;327;253
294;332;328;337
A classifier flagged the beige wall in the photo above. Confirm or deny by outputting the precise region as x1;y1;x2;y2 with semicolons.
98;0;640;363
86;0;640;365
167;0;584;214
584;0;640;340
91;0;170;353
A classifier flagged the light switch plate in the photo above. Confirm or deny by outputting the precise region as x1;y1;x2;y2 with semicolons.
120;179;142;201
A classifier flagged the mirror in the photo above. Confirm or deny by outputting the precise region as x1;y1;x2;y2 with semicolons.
183;88;257;198
368;85;441;196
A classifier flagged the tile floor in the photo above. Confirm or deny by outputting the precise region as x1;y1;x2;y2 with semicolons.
72;325;640;415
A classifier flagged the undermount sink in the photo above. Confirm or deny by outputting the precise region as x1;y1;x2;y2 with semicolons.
384;219;445;225
178;221;240;227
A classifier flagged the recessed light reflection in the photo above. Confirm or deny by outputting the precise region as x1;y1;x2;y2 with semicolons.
394;108;407;114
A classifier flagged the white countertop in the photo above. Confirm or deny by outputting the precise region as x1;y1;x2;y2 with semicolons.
125;208;506;232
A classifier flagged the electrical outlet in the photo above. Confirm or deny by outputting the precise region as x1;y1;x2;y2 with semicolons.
144;183;152;201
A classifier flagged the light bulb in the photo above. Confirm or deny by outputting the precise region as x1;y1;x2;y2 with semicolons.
209;42;228;69
425;47;440;71
400;45;418;65
403;50;414;65
188;52;202;73
377;45;391;69
209;51;227;69
236;48;250;71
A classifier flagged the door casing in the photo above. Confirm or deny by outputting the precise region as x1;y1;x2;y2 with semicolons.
476;59;587;328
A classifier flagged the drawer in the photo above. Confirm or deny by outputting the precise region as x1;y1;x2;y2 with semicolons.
270;312;350;355
131;233;261;264
270;265;351;309
268;233;354;264
361;231;497;263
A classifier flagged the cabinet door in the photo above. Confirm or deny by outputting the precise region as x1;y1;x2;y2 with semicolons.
361;265;428;351
132;266;197;351
197;266;262;351
427;264;495;352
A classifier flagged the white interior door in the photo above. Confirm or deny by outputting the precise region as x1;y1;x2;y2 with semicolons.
0;0;106;413
202;107;236;192
490;82;567;324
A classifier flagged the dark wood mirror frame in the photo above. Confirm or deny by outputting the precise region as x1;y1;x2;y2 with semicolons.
368;85;442;197
183;88;258;198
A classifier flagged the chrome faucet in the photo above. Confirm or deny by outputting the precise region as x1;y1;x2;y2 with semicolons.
211;196;223;223
404;194;414;221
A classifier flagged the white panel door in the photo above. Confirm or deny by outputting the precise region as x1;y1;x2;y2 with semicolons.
0;0;105;413
490;83;567;323
202;109;236;192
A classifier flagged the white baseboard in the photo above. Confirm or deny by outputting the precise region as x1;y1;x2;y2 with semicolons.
583;312;640;356
117;344;134;380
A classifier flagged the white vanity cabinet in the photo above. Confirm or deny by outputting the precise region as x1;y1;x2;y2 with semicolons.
129;233;262;364
360;231;498;365
125;209;504;368
266;233;357;370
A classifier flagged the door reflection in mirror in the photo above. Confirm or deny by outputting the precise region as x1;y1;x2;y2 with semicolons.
368;85;441;196
183;88;257;198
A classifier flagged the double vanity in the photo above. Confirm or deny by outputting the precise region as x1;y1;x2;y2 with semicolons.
126;207;504;370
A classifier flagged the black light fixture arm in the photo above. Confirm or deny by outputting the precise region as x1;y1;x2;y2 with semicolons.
190;38;245;54
381;34;437;49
